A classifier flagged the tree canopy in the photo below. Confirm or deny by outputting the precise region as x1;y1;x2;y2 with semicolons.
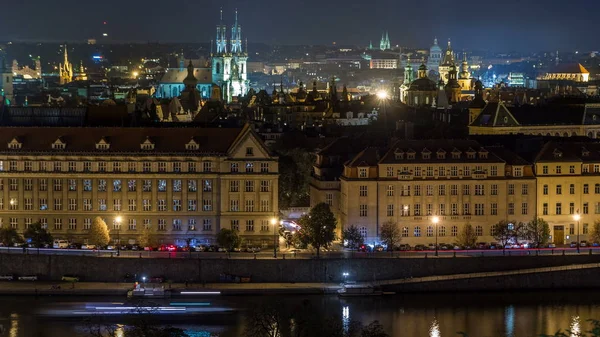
524;217;551;247
216;228;241;252
89;217;110;247
455;224;478;249
379;221;401;251
342;225;364;250
23;222;53;248
297;203;337;257
0;227;22;247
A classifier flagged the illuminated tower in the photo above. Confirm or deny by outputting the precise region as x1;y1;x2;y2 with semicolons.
58;45;73;85
438;39;455;84
458;52;472;90
212;8;232;102
0;54;14;104
379;32;391;51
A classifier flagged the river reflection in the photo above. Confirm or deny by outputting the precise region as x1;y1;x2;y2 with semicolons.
0;290;596;336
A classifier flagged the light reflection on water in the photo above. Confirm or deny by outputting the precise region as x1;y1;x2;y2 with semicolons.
0;291;598;337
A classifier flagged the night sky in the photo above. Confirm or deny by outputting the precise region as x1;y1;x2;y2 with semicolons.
1;0;599;51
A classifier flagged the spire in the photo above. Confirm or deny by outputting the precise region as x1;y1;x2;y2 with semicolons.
434;37;438;45
555;50;560;66
64;44;68;65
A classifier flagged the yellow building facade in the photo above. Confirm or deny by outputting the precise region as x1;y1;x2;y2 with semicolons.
0;125;278;247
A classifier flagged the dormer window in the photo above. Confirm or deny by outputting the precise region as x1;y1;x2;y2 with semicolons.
7;138;22;150
186;138;199;151
96;137;110;150
436;149;446;160
466;148;476;159
553;149;563;158
407;149;416;160
479;149;489;159
394;149;404;160
359;168;368;178
141;137;155;151
422;148;431;160
451;148;461;159
52;138;66;150
582;147;590;157
246;147;254;156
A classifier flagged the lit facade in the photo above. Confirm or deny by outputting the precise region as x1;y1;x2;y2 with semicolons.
370;58;398;70
314;140;536;246
0;125;279;247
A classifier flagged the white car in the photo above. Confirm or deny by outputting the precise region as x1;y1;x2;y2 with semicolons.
81;244;96;250
0;275;14;281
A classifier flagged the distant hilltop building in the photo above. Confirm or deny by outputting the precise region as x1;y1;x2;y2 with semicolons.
12;58;42;79
538;63;590;83
368;32;392;51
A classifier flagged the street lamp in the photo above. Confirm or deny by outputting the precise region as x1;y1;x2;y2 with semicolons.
573;213;581;253
432;216;440;257
115;216;122;256
271;217;278;258
376;90;389;100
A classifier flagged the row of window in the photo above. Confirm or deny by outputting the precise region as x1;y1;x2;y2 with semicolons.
542;183;600;195
540;164;600;175
0;179;271;193
380;165;505;178
359;183;531;197
0;161;271;174
0;218;274;233
541;202;600;215
0;197;271;213
352;223;591;239
360;202;530;217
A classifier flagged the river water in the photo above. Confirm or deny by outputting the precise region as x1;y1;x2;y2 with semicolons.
0;290;596;336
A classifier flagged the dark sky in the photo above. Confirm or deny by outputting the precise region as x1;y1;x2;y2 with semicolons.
1;0;599;52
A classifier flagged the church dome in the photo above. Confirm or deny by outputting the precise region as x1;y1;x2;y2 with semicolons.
430;38;442;54
408;77;437;92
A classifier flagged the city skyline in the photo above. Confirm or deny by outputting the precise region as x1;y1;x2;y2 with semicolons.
1;0;599;52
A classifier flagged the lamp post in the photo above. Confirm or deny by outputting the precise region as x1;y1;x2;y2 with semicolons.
271;218;278;258
377;90;389;127
432;216;440;257
573;213;581;254
116;216;122;257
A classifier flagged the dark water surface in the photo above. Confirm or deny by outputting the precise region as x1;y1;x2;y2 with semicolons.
0;290;596;336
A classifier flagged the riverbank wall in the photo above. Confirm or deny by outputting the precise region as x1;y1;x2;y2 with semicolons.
1;254;599;283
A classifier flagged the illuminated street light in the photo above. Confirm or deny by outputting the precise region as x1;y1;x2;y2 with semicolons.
376;91;389;100
573;213;581;253
271;217;278;258
432;216;440;257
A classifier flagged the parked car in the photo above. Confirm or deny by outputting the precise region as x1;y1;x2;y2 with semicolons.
427;244;436;250
18;275;38;281
477;242;488;249
570;242;578;248
580;241;588;247
81;244;96;250
414;244;426;251
150;276;164;283
61;275;80;282
489;242;502;249
592;242;600;247
53;240;69;249
67;243;81;249
397;244;412;251
547;243;557;248
374;245;384;252
232;247;242;252
0;275;14;281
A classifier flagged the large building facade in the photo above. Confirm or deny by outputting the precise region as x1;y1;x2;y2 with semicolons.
0;125;278;247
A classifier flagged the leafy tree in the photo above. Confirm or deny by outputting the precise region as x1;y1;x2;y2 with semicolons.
493;220;516;248
342;225;364;250
23;221;53;248
137;227;156;248
275;147;315;209
298;202;337;257
524;217;551;247
589;221;600;244
379;221;401;251
216;228;241;252
0;227;22;247
455;223;478;249
89;217;110;248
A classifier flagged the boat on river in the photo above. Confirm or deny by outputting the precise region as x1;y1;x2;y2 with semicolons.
337;284;395;297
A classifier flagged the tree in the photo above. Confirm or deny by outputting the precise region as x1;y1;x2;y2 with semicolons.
455;223;478;249
274;146;315;209
137;227;156;248
342;225;364;250
89;217;110;248
379;221;401;251
23;222;53;248
494;220;516;248
297;203;337;257
216;228;241;252
0;227;22;247
524;217;551;247
589;220;600;244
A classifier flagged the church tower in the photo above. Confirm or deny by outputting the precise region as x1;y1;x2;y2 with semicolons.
58;45;73;85
438;39;455;85
444;65;462;103
379;32;390;51
229;9;249;100
458;52;472;90
0;54;14;104
212;9;232;102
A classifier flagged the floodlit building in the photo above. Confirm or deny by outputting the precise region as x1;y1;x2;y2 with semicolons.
0;125;279;247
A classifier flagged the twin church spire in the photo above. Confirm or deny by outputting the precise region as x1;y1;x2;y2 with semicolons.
215;8;245;56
